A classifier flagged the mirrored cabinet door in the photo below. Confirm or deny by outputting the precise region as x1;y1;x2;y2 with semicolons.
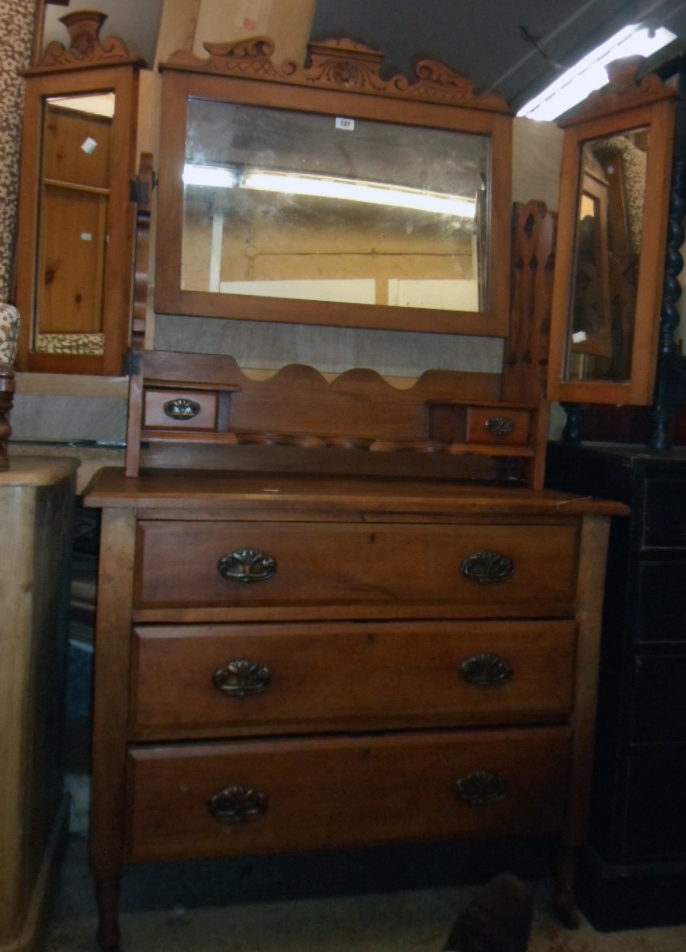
15;12;143;376
548;60;676;406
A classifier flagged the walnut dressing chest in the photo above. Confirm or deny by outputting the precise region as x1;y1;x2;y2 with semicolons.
84;469;624;949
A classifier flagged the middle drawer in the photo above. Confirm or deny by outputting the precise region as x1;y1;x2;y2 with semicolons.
130;620;576;739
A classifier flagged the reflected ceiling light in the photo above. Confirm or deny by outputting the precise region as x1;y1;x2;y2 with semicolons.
183;164;476;217
517;24;676;122
242;170;477;217
183;164;238;187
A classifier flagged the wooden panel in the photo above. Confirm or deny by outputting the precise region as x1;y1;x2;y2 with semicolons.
642;478;686;548
130;619;577;738
623;748;686;860
636;562;686;642
0;460;75;948
126;727;571;861
134;521;579;618
632;653;686;743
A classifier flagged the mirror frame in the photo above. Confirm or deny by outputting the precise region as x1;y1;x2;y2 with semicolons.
155;37;513;338
548;60;676;406
15;11;143;376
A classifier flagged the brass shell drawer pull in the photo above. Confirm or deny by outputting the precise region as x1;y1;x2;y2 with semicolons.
163;397;201;420
208;785;268;824
455;771;506;805
213;660;272;697
217;548;277;583
460;653;514;686
461;550;514;583
484;416;515;436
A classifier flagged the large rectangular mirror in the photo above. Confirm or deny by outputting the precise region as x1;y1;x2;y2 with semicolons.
155;38;513;337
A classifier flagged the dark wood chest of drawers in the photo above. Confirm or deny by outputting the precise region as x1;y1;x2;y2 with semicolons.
546;442;686;930
84;468;623;949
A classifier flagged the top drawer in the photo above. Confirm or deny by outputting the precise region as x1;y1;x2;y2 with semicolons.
134;521;578;619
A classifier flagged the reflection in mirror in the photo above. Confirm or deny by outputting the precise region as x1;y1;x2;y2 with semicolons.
566;126;648;384
34;91;116;357
182;100;490;313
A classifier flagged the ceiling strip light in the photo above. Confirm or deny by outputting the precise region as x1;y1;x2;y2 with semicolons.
517;23;676;122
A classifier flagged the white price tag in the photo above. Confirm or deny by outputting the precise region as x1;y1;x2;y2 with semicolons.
80;233;93;241
335;117;355;131
81;137;97;154
572;331;588;343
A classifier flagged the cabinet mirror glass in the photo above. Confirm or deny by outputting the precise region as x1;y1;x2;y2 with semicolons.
33;91;115;359
155;39;513;337
548;61;676;405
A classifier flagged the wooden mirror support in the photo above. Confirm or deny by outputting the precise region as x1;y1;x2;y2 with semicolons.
14;11;144;376
155;37;513;338
548;58;676;406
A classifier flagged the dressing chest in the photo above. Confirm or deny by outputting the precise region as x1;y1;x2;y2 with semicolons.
80;36;631;950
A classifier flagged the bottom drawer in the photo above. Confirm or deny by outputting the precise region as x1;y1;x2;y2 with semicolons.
127;727;571;861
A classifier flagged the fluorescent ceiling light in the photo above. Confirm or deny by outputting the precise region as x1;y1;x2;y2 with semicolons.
183;164;476;218
517;24;676;122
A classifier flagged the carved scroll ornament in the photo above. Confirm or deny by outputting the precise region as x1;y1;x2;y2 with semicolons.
164;35;509;112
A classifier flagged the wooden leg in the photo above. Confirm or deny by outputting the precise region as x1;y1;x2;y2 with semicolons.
95;878;121;952
553;846;580;928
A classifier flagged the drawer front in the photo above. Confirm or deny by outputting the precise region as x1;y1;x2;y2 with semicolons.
135;522;578;618
465;409;531;445
126;727;571;861
130;620;577;738
144;390;218;431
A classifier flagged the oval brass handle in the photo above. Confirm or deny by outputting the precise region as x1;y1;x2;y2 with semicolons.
163;397;201;420
208;785;268;824
461;550;514;583
213;659;272;697
484;415;515;436
455;771;506;805
460;653;513;687
217;548;277;583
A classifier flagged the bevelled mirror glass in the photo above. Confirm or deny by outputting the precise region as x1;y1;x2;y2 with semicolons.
548;59;676;406
155;38;513;337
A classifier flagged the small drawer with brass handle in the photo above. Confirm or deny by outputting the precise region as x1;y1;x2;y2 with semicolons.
143;389;219;431
466;408;531;445
126;726;571;861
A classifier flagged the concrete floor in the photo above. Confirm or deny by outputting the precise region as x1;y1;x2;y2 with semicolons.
44;832;686;952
